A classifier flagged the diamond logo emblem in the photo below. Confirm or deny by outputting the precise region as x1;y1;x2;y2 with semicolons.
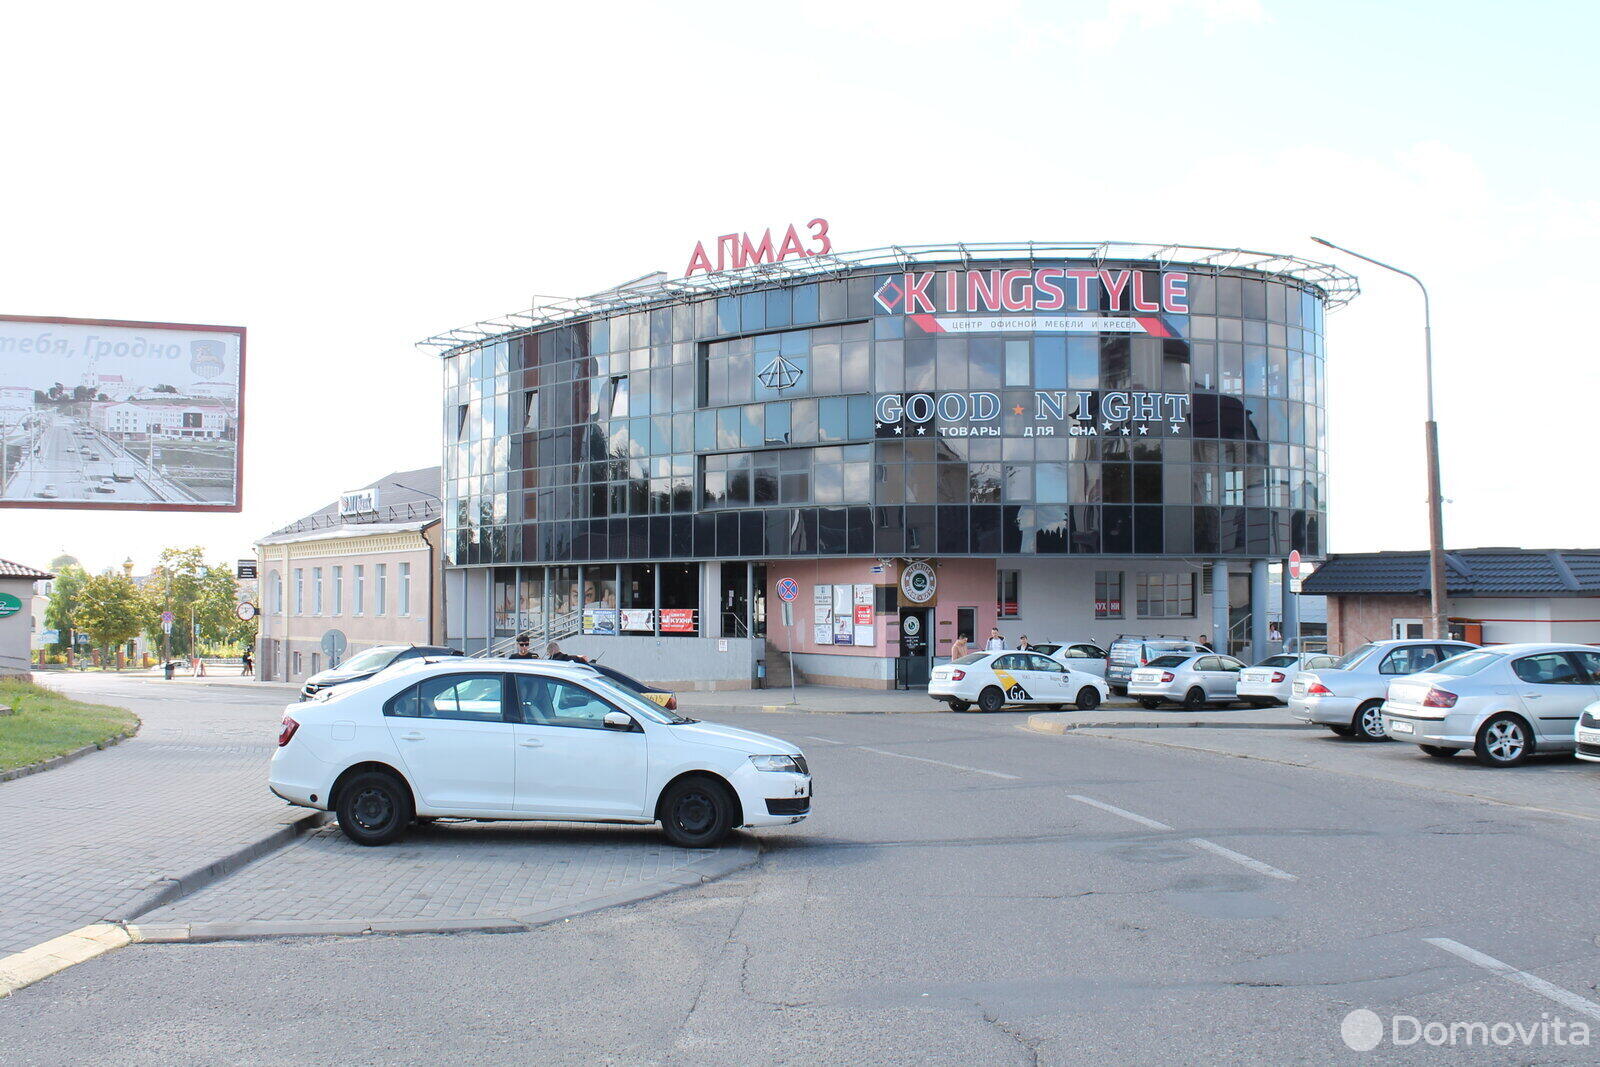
757;354;804;391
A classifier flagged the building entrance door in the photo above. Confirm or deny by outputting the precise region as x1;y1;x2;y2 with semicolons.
900;608;932;687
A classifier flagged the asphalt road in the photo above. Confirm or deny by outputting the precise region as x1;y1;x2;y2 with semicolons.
4;704;1600;1063
1;414;187;503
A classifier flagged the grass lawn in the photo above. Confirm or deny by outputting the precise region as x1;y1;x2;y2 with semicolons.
0;678;140;773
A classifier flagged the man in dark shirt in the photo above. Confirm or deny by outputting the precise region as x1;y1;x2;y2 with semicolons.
508;636;537;659
546;641;590;664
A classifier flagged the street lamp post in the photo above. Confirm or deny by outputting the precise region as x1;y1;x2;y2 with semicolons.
1310;236;1449;641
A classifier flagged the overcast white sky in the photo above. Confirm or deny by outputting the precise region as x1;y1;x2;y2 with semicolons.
3;0;1595;574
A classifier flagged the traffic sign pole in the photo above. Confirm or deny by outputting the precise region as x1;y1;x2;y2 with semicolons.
776;577;799;706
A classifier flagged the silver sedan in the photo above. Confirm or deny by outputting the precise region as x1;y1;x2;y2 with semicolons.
1128;653;1247;709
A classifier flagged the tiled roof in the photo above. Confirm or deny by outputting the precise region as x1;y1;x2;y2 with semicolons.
0;558;55;580
1302;549;1600;598
267;466;442;536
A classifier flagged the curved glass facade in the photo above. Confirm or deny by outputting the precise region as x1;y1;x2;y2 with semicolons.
442;258;1328;568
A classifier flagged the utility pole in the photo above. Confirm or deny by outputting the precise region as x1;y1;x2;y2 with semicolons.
1311;237;1449;641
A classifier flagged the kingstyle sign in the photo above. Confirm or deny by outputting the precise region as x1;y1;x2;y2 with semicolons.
873;264;1189;336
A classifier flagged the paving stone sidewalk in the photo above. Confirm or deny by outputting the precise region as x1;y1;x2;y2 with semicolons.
142;821;750;932
0;675;303;956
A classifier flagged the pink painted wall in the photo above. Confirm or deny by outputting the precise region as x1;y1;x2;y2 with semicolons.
927;558;998;657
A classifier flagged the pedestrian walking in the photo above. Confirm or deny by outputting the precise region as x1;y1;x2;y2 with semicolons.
240;647;254;676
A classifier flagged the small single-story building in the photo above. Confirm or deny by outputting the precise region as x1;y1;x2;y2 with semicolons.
0;558;54;677
1302;548;1600;651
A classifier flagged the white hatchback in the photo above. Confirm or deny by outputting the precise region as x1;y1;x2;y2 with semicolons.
1382;644;1600;766
269;658;810;847
1237;653;1340;707
929;651;1109;713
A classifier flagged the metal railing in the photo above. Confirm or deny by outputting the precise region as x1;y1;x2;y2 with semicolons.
472;607;582;659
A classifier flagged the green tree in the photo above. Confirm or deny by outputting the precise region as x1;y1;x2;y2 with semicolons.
76;570;148;661
45;562;90;650
140;547;254;656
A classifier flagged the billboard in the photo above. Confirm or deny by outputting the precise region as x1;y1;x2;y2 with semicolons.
0;315;245;511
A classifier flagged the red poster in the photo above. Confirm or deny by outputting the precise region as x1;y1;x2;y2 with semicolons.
659;609;696;633
854;604;872;626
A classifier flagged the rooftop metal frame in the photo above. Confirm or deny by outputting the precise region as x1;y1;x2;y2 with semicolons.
416;240;1360;359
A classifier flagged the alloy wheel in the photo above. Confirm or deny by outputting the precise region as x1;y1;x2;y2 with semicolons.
1359;705;1387;739
1484;720;1525;762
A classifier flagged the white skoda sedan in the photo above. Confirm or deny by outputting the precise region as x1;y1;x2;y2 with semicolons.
1129;653;1248;709
1381;644;1600;766
1237;652;1340;707
269;658;810;847
929;651;1109;713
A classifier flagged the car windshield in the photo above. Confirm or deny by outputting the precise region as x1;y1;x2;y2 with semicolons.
1333;644;1376;670
952;653;990;665
335;647;404;674
1429;651;1502;677
586;676;691;724
1146;654;1190;668
1258;655;1298;667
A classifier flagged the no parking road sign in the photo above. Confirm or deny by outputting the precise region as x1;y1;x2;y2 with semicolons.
776;577;799;602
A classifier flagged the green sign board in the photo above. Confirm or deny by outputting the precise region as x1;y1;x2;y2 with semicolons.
0;592;22;619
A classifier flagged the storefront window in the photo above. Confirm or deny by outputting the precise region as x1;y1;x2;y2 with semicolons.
996;569;1019;618
1137;573;1196;618
1095;571;1123;619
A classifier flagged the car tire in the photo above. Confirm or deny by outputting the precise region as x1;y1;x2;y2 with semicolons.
947;699;971;713
1110;686;1127;697
1475;713;1534;767
336;770;412;847
1419;745;1458;758
1328;724;1354;737
659;776;737;848
1076;687;1101;711
1182;687;1207;711
977;686;1006;713
1352;701;1389;741
1138;697;1162;710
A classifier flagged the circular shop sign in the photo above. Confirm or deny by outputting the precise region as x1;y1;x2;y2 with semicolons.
0;592;22;619
235;602;258;622
900;562;937;604
901;614;922;637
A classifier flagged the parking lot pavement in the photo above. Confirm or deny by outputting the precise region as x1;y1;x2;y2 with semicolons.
1063;721;1600;821
138;820;755;936
678;684;1141;715
0;674;304;956
1027;705;1292;733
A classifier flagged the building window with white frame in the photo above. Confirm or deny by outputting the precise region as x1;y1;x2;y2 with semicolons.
1094;571;1123;619
332;566;343;615
399;562;412;616
375;563;387;615
353;565;365;615
996;569;1020;619
268;570;282;615
293;569;304;615
1136;572;1196;619
313;567;323;615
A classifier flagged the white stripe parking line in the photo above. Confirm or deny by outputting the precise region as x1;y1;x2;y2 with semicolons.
802;736;842;745
1426;938;1600;1021
1066;794;1297;881
857;746;1020;780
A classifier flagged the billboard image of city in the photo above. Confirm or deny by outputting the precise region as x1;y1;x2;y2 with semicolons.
0;315;245;511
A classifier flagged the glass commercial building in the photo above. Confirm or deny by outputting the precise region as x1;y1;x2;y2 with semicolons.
427;242;1357;689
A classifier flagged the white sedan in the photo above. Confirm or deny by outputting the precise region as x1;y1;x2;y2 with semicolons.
930;651;1109;713
1030;641;1109;679
1129;653;1247;709
1381;643;1600;766
1237;652;1340;707
270;658;810;847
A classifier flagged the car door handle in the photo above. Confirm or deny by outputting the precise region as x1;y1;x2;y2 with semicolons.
518;738;544;748
399;732;425;741
1523;693;1542;699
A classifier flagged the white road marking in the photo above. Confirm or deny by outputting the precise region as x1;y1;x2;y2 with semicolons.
1067;794;1297;880
1066;794;1172;830
1185;837;1297;881
802;735;842;745
857;746;1020;780
1426;937;1600;1021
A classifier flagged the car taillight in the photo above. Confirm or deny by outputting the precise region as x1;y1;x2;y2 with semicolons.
951;669;966;681
1422;688;1458;709
665;695;677;711
1139;657;1149;666
1271;672;1286;683
278;716;299;747
1160;672;1175;683
1306;682;1333;695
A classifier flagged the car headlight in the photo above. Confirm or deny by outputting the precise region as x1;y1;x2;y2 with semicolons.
749;754;804;773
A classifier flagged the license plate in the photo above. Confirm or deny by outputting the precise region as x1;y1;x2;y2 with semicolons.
1389;720;1414;735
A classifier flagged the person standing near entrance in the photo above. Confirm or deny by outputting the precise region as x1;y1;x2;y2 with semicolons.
1017;635;1032;651
509;635;537;659
986;627;1005;651
950;634;969;661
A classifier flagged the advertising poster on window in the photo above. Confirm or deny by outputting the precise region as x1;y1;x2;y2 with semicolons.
582;607;618;635
659;608;696;633
813;583;830;608
833;612;854;644
812;598;833;645
853;584;874;646
0;315;246;511
832;584;852;618
620;608;655;632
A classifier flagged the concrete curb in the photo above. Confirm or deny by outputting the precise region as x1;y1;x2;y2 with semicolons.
127;837;762;944
105;810;331;924
1026;713;1301;735
0;924;132;999
0;721;142;784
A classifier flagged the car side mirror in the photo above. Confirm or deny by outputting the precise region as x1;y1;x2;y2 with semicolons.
603;711;635;731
